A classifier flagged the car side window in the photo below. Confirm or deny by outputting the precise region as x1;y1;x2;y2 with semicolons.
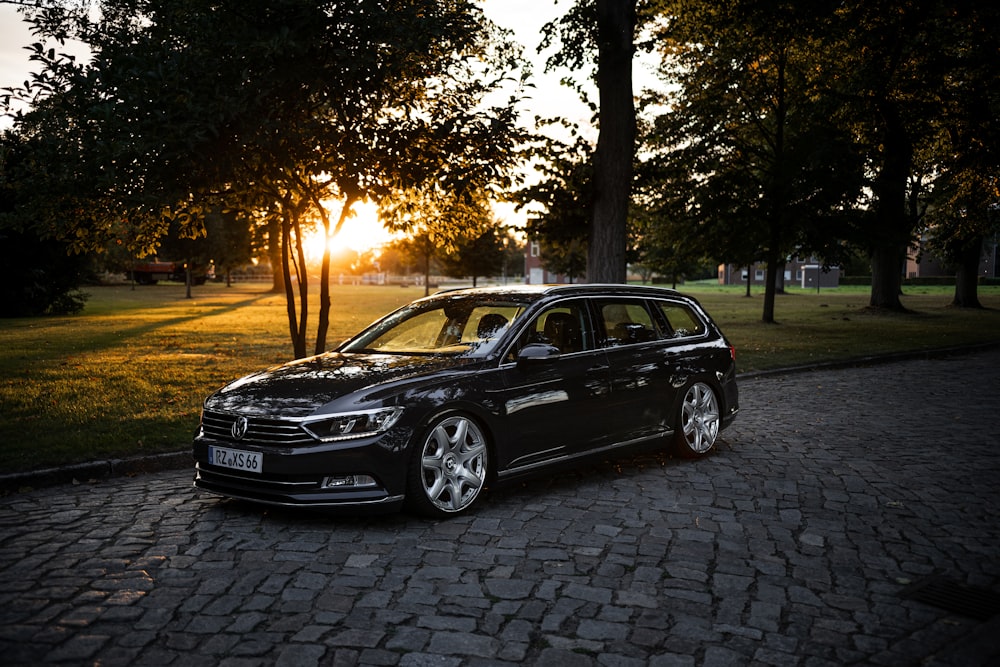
653;301;707;338
463;306;520;343
505;300;592;361
596;299;657;347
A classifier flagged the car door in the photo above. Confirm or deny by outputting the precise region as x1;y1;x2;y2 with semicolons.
592;297;675;442
492;299;612;475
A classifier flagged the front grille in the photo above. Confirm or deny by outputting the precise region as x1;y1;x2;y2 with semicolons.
201;410;314;447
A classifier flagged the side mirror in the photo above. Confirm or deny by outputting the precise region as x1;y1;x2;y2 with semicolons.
517;343;561;364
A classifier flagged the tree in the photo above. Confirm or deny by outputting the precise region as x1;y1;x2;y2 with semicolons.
629;205;708;287
917;3;1000;308
498;226;525;283
4;0;528;356
826;0;957;311
439;227;505;287
0;129;92;316
392;233;440;295
540;0;640;283
203;209;253;288
386;187;508;288
589;0;638;283
156;218;212;298
515;130;592;283
648;0;863;322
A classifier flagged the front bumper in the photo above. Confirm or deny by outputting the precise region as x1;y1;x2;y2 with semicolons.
191;429;410;512
193;463;404;512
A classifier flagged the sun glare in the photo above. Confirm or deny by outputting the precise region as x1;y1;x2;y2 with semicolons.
303;201;394;261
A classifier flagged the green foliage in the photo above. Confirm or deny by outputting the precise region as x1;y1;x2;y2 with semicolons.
914;4;1000;306
816;1;999;309
515;129;592;281
203;209;254;284
637;0;1000;315
645;0;865;321
0;229;91;317
380;187;510;288
439;227;506;285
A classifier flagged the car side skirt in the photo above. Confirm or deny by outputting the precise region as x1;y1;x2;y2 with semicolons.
495;430;671;481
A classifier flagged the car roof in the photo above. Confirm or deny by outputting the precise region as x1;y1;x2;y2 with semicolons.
427;284;687;300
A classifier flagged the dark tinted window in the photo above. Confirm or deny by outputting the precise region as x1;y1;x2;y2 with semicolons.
653;301;706;338
595;299;657;347
505;300;593;360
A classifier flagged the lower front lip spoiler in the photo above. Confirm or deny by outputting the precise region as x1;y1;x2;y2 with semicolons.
193;482;406;510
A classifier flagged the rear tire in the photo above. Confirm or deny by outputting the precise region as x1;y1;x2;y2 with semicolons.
673;382;720;458
406;413;489;518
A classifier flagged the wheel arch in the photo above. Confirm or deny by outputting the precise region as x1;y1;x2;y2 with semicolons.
403;405;495;517
407;402;500;484
669;375;725;458
667;374;726;432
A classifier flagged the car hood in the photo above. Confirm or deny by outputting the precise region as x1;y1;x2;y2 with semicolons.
205;352;478;418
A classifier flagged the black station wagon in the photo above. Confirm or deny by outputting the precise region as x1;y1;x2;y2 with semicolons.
193;284;739;517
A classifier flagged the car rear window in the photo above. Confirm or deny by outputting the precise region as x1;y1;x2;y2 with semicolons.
653;301;706;338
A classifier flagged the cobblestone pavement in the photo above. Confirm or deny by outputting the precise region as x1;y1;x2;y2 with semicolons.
2;349;999;666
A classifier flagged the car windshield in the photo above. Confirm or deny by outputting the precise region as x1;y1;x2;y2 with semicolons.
341;295;529;357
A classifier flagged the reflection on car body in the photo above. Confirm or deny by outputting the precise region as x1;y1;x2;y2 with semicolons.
192;284;739;517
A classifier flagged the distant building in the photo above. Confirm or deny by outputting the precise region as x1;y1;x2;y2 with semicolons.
718;257;840;288
524;239;574;284
907;234;999;279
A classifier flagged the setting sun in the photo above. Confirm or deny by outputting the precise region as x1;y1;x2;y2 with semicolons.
303;200;395;261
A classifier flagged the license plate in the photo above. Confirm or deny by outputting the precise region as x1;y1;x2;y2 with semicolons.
208;446;262;474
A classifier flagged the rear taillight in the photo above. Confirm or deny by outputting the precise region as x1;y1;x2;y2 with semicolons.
729;344;736;361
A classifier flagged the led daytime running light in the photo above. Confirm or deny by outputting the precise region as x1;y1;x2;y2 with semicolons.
302;407;403;442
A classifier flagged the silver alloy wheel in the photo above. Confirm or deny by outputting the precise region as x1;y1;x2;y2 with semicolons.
678;382;720;455
419;415;488;513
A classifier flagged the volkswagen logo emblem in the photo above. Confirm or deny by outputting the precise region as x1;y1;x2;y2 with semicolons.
231;415;249;441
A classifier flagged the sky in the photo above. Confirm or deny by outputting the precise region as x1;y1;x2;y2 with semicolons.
0;4;34;97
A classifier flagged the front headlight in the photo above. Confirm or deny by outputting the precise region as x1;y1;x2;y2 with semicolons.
301;407;404;442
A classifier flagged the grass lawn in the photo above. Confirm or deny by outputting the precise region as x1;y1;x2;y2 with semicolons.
1;280;998;474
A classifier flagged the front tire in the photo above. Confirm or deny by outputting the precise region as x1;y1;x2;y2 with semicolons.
673;382;720;458
406;413;489;518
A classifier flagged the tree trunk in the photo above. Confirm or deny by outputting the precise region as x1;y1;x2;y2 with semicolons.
762;255;779;324
587;0;636;284
280;207;309;359
280;219;300;357
952;235;983;308
315;222;332;356
315;195;358;356
268;218;284;294
868;101;912;311
292;216;309;358
869;245;905;310
423;251;431;297
762;51;787;323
